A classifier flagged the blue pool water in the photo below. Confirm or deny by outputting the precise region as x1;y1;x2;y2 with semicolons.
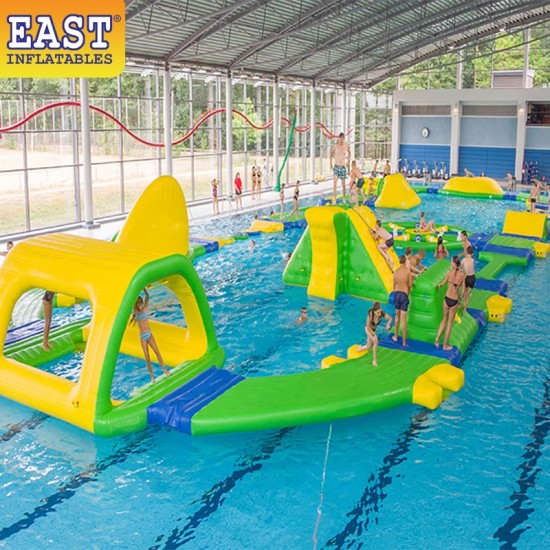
1;194;549;549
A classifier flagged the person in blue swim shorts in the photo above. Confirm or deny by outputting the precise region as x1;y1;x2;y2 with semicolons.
330;132;351;203
392;255;413;347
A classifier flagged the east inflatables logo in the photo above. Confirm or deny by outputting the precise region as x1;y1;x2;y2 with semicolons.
0;0;125;78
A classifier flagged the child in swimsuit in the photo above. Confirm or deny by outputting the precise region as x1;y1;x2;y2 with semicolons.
132;288;170;382
461;245;475;312
419;212;436;232
435;256;465;350
349;161;362;206
357;302;392;367
211;179;219;215
434;236;449;261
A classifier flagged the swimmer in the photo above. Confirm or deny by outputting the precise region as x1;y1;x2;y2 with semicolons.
410;249;427;275
330;132;351;203
282;252;292;264
404;247;414;272
434;236;449;261
290;181;300;216
371;220;395;270
435;257;465;351
530;179;541;213
349;161;362;206
297;307;308;325
357;302;392;367
279;183;285;219
367;177;376;200
41;290;55;351
419;212;436;232
0;241;14;256
461;245;475;312
249;239;256;250
392;255;413;347
131;288;170;382
459;230;472;258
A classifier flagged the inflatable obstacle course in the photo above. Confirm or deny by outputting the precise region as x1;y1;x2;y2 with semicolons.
375;173;421;209
0;176;224;437
502;210;547;240
441;176;504;198
283;205;398;302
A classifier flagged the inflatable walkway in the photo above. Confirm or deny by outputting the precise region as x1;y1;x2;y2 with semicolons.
283;205;398;302
0;176;224;437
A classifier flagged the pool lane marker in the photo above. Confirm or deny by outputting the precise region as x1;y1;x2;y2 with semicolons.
493;373;550;547
0;412;48;443
312;423;334;550
0;431;153;541
323;411;430;548
148;428;293;550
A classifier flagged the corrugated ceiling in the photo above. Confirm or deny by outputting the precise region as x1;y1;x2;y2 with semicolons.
124;0;550;87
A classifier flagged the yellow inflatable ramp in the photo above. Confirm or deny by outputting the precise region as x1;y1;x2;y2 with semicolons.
502;211;548;240
443;177;504;196
248;219;284;233
306;207;345;300
375;173;421;209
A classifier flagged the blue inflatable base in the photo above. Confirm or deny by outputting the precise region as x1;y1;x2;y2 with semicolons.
475;278;508;296
147;367;244;434
467;308;487;331
189;238;219;253
6;319;60;346
426;186;440;194
482;243;534;261
469;233;494;250
378;335;461;367
502;233;541;241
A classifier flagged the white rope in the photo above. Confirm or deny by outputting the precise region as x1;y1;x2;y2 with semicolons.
312;422;333;550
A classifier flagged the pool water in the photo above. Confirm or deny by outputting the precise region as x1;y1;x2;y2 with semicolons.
0;195;549;549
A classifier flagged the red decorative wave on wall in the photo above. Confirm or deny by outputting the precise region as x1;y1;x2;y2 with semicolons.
0;101;353;146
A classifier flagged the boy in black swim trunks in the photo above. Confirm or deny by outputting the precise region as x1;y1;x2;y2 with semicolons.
392;255;413;347
372;220;395;270
461;245;475;312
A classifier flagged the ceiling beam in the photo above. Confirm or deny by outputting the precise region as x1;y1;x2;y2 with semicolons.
167;0;272;61
277;0;443;75
349;5;550;86
313;0;508;80
228;0;352;69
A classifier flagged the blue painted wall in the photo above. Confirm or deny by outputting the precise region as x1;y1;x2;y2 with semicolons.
460;117;517;148
525;127;550;149
400;116;451;145
399;144;450;173
524;149;550;179
458;146;515;178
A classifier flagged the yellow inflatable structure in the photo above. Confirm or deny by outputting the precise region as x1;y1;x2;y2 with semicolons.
502;210;548;240
442;176;504;197
375;173;421;210
0;176;223;437
284;205;398;302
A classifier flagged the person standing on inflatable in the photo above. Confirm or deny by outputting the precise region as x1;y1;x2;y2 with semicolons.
330;132;350;203
132;288;170;382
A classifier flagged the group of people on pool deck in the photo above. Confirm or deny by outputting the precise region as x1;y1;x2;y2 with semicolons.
357;229;475;367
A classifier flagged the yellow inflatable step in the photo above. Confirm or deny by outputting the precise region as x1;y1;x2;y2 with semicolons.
321;355;346;369
248;219;284;233
487;295;513;323
533;241;550;259
502;211;547;240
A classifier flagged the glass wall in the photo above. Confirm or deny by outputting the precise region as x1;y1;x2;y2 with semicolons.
0;71;392;239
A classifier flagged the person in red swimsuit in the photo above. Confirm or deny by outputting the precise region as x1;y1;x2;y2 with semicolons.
234;172;243;210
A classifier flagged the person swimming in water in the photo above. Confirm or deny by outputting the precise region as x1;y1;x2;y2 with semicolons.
435;256;465;350
132;288;170;382
434;236;449;261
